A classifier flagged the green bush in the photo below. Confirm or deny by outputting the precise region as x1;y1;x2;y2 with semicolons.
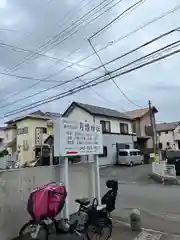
0;149;9;158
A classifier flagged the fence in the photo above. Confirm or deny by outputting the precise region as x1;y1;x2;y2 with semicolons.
0;163;94;240
152;162;176;179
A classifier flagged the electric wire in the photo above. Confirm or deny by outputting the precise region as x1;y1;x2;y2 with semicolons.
90;0;147;39
4;36;180;115
0;0;150;103
0;0;126;102
0;27;178;109
4;42;180;117
0;0;119;79
88;39;143;108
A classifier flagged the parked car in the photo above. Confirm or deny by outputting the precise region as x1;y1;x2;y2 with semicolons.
117;149;143;167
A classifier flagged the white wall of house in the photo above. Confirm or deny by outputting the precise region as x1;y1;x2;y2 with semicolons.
67;106;133;134
66;106;135;166
0;129;5;151
173;125;180;144
157;130;175;150
157;126;180;150
3;128;17;160
4;128;16;143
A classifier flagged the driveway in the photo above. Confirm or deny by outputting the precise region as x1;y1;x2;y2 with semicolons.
100;164;152;184
100;164;180;235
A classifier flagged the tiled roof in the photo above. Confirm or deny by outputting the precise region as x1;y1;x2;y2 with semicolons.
5;111;61;124
45;112;61;118
63;102;131;120
156;122;180;132
125;106;158;119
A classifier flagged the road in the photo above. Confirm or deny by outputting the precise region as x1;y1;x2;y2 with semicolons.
100;165;180;236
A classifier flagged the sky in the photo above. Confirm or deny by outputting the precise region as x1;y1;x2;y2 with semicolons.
0;0;180;124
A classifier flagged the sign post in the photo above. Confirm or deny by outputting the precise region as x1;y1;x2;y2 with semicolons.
64;157;69;219
54;118;103;219
95;155;101;204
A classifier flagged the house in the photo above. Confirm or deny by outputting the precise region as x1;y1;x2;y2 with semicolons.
156;122;180;150
4;110;61;166
125;106;158;150
62;101;137;166
0;127;5;152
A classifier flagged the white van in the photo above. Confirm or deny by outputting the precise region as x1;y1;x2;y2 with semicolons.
117;149;143;166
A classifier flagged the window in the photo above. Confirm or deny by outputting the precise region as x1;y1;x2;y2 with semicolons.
132;122;136;133
130;151;137;156
99;146;108;158
23;127;28;134
125;144;130;149
17;127;28;135
100;120;111;133
165;131;168;134
41;127;47;134
120;123;129;134
119;151;128;156
159;132;161;136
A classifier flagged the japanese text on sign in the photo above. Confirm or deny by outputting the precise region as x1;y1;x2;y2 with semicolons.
59;118;103;156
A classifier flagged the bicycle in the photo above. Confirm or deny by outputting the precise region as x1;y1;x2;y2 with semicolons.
19;180;118;240
73;179;118;240
70;197;112;240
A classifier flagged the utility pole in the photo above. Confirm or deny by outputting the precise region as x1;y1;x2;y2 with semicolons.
149;100;157;158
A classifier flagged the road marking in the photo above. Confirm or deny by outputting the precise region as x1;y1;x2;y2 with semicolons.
113;219;180;238
165;213;180;220
134;231;162;240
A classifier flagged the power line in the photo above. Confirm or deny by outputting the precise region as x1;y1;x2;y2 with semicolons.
1;1;178;94
4;36;180;115
4;42;180;117
11;3;179;91
88;38;142;107
0;0;118;81
1;2;178;94
77;76;126;110
0;0;124;100
0;27;178;109
90;0;147;39
52;4;180;79
0;42;93;69
0;71;66;83
0;0;121;87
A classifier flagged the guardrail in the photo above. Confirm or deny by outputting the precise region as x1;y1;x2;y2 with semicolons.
152;162;176;179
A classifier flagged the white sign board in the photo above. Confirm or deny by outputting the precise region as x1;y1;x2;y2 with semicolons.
58;118;103;156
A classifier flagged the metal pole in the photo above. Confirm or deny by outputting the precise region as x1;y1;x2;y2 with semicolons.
95;155;101;205
90;156;96;199
40;133;43;158
64;157;69;219
50;145;53;165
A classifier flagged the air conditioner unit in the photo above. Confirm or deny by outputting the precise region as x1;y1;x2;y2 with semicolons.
23;140;29;150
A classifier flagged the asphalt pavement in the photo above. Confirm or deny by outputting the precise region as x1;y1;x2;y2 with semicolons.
12;221;180;240
100;164;180;235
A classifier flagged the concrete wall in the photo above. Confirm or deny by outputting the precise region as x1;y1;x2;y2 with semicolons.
0;163;93;240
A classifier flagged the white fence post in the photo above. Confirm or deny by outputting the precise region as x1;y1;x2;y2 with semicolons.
152;162;176;181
